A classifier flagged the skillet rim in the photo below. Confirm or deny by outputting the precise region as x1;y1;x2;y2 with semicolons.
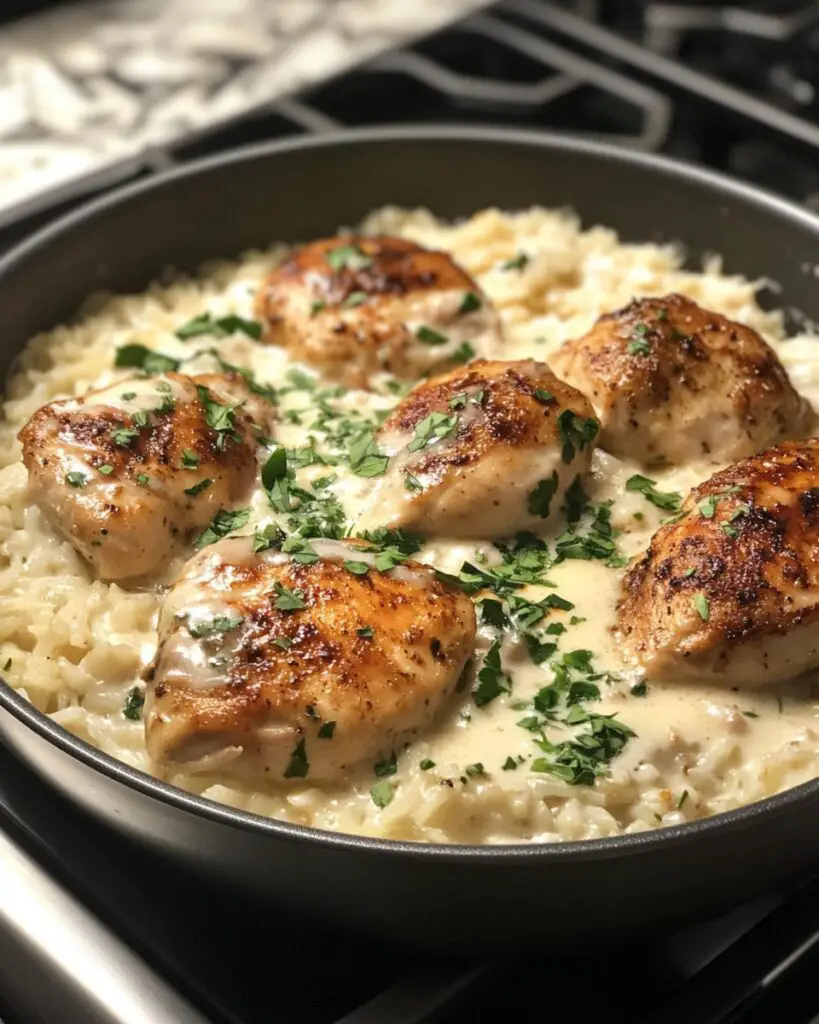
1;123;817;862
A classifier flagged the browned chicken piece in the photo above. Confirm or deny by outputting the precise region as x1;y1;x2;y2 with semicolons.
255;235;503;389
145;536;477;779
618;439;819;686
550;294;809;465
359;359;599;538
18;372;276;581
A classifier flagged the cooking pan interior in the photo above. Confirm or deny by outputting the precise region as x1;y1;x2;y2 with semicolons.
1;127;818;948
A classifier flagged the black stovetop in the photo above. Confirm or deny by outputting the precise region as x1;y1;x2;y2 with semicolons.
2;1;819;1022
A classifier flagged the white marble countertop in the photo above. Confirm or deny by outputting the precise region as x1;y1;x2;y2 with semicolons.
0;0;487;216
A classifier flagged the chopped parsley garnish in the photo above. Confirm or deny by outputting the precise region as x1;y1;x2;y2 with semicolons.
416;325;449;346
274;637;293;650
342;291;367;309
557;410;599;464
501;252;529;271
343;559;370;576
110;426;140;447
136;474;150;486
628;323;650;355
184;478;213;497
281;537;318;565
120;391;136;401
196;385;241;450
630;681;648;697
625;474;682;513
533;388;554;404
132;410;149;428
114;344;180;374
473;640;509;707
253;523;286;553
189;615;243;639
555;482;625;567
1;658;10;672
451;341;476;364
527;472;559;518
327;244;373;272
122;687;144;721
419;758;436;771
274;583;306;612
97;464;114;476
318;721;336;739
699;495;717;518
357;625;374;639
404;472;423;492
371;780;395;808
502;756;522;771
531;714;636;786
284;738;309;779
175;312;261;341
261;447;288;490
181;449;200;469
458;291;482;314
465;762;486;778
407;411;458;453
195;507;251;548
677;790;689;809
310;299;326;316
374;752;398;778
693;593;710;621
66;471;88;488
348;428;389;477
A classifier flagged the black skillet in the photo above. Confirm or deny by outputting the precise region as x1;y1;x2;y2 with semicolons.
1;127;818;951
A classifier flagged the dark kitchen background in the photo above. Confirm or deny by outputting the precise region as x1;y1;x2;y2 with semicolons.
0;1;817;1022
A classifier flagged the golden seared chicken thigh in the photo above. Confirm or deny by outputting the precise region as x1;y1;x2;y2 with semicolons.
618;439;819;686
360;359;599;538
18;372;275;581
551;294;808;465
145;537;477;779
255;235;503;389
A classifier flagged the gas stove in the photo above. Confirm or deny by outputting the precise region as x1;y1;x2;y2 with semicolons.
1;2;819;1022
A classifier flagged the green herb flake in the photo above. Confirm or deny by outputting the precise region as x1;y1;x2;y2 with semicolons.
625;474;682;513
175;312;261;341
699;495;717;519
473;640;508;707
416;325;449;346
284;738;309;779
189;615;243;639
458;291;482;314
501;252;529;271
195;507;251;549
374;752;398;778
451;341;476;364
370;779;395;809
136;474;150;487
122;687;144;721
327;244;373;272
274;582;306;612
630;681;648;697
110;426;140;448
502;756;519;771
693;593;710;621
404;472;423;492
557;409;599;464
114;344;180;374
341;291;367;309
419;758;436;771
533;388;554;404
184;478;213;497
527;471;559;519
310;299;326;316
274;637;293;650
120;391;137;401
465;762;486;778
318;721;336;739
181;449;200;469
407;411;458;454
348;428;389;478
343;559;370;576
97;464;114;476
677;790;689;809
66;471;88;488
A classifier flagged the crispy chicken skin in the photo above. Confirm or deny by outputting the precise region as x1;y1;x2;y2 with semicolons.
361;359;599;538
255;234;503;389
145;537;477;779
550;293;809;465
18;372;276;581
618;439;819;686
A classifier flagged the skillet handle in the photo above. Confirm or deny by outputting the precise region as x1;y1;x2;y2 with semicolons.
0;827;213;1024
